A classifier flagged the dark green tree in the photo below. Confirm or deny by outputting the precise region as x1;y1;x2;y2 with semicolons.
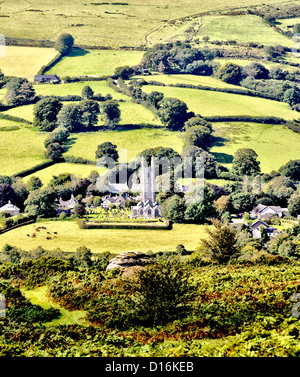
114;66;134;80
157;97;189;131
288;193;300;217
24;187;59;217
57;103;82;132
34;97;63;132
78;100;100;128
44;142;64;161
279;159;300;181
101;100;121;129
26;176;43;192
95;142;119;162
81;85;94;99
231;148;261;176
162;195;186;223
55;33;74;54
184;186;217;223
217;62;242;84
146;91;164;109
73;246;93;267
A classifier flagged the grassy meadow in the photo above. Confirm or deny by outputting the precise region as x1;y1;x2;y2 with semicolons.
210;122;300;173
198;15;295;47
46;48;145;77
0;46;57;80
0;221;207;254
142;85;299;120
0;122;46;176
0;0;286;48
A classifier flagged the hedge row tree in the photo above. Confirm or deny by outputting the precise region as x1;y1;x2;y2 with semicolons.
101;100;121;129
34;97;63;132
181;146;217;179
81;86;94;100
217;62;242;85
5;78;36;106
55;33;74;55
231;148;261;177
44;142;64;161
24;187;59;217
26;176;43;192
95;141;119;162
157;97;189;131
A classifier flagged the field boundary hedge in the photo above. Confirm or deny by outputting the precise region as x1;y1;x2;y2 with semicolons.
37;52;63;75
12;160;62;178
204;115;286;124
0;112;32;125
77;218;172;230
0;217;36;234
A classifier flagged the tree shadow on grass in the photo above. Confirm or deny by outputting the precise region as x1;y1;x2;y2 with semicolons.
69;47;90;58
63;137;77;152
211;152;233;164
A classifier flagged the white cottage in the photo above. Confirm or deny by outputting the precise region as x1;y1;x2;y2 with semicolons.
0;201;20;216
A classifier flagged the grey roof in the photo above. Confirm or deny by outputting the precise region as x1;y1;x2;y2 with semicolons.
34;75;60;81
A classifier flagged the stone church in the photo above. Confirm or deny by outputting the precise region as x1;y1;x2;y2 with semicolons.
131;156;162;219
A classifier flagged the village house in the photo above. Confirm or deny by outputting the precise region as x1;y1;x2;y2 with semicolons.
250;219;279;239
34;75;61;84
0;201;20;216
251;204;289;220
56;194;77;215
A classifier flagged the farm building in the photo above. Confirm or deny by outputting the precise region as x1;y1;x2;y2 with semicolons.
0;201;20;216
34;75;60;83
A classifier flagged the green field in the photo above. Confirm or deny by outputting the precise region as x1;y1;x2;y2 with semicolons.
0;122;46;176
276;17;300;32
22;163;105;186
22;286;86;326
142;85;299;120
210;122;300;173
198;15;294;47
46;48;144;77
0;46;57;80
137;74;242;89
0;221;207;253
0;0;286;48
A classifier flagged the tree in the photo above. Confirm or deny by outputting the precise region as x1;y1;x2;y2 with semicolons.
73;246;93;267
184;186;217;224
24;187;59;217
5;78;36;106
264;176;296;206
49;173;72;187
114;66;134;80
214;195;233;215
146;91;164;109
44;127;70;148
162;195;186;223
288;194;300;217
57;103;82;132
101;100;121;129
181;146;217;179
27;176;43;192
183;125;212;150
198;219;240;263
95;142;119;162
242;62;269;79
44;142;64;161
74;204;86;218
279;159;300;181
34;97;63;132
81;86;94;99
231;148;261;176
78;100;100;128
217;62;242;84
0;184;15;207
283;88;300;107
55;33;74;54
127;260;196;325
157;97;189;131
230;192;254;213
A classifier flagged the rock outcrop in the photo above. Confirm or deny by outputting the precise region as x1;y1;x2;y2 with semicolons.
106;251;154;271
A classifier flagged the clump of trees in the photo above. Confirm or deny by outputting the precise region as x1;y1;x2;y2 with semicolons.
55;33;74;55
5;78;36;106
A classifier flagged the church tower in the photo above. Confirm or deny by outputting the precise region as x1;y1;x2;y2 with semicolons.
140;156;156;203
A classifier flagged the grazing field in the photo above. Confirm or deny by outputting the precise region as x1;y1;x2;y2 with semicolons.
34;81;129;101
3;104;35;122
0;221;208;254
142;85;299;120
210;122;300;173
0;0;286;48
64;128;184;162
136;74;242;89
0;46;57;80
46;48;145;77
0;123;45;176
22;163;105;186
198;15;294;47
276;17;300;32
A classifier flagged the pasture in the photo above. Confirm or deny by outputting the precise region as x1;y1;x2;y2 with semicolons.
142;85;299;120
0;46;57;80
46;48;145;77
0;221;208;254
198;15;294;47
0;122;45;176
63;128;184;162
0;0;286;48
210;122;300;173
22;163;105;186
